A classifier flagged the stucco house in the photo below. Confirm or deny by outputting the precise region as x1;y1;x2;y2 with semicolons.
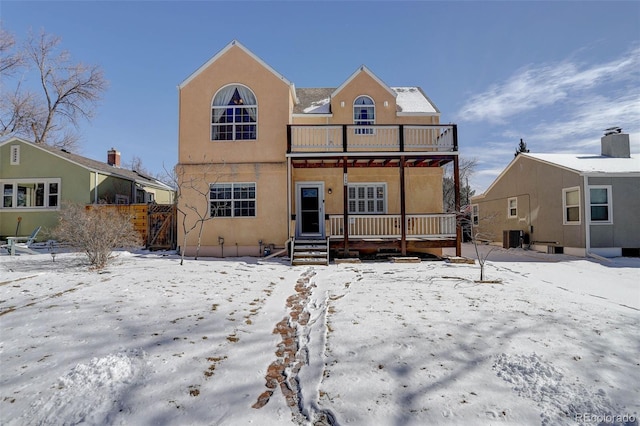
177;40;461;263
0;137;175;240
470;129;640;257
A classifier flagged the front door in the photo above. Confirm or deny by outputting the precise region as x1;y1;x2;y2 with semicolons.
296;182;324;238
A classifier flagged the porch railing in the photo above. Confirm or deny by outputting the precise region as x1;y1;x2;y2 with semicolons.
288;124;457;153
328;214;457;239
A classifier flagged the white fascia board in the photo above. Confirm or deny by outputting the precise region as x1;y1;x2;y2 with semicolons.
0;135;33;147
291;113;333;118
4;138;170;189
582;172;640;178
331;65;397;99
178;40;295;95
396;112;440;117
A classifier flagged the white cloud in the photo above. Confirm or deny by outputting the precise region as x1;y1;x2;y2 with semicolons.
456;45;640;124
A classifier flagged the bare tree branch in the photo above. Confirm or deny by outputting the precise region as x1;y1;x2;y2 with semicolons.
0;27;24;76
0;28;107;149
25;31;107;146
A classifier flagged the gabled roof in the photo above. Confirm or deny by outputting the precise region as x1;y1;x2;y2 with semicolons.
293;86;439;115
524;153;640;174
0;137;173;191
474;151;640;199
178;40;297;103
332;65;397;99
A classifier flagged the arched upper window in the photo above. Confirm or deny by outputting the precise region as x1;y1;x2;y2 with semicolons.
353;96;375;135
211;85;257;141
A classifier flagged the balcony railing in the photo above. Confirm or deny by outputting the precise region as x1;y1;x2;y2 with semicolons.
288;124;457;153
328;214;457;239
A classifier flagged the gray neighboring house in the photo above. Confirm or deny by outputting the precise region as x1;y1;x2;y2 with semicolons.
471;129;640;258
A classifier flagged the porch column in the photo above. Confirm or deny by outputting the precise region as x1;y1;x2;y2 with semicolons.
453;154;462;256
400;155;407;256
342;156;349;256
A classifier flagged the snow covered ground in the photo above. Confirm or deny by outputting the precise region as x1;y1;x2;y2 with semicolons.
1;244;638;425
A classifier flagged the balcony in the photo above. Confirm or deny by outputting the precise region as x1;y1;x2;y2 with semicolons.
287;124;457;154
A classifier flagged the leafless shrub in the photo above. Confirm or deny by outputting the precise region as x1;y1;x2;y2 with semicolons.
53;202;142;269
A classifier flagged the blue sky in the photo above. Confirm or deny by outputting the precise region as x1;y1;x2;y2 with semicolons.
2;1;639;192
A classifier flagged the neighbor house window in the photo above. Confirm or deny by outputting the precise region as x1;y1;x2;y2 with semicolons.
211;85;257;141
10;145;20;165
589;186;612;224
0;179;60;209
210;182;256;217
562;187;580;225
471;204;479;226
353;96;375;135
348;183;385;214
507;197;518;218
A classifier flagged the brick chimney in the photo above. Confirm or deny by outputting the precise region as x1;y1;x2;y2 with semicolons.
107;148;121;167
601;127;630;158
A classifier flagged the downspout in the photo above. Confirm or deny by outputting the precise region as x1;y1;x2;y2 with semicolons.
287;156;292;240
94;171;99;204
583;174;591;256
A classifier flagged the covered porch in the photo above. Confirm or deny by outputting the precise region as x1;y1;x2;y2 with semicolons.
287;124;462;258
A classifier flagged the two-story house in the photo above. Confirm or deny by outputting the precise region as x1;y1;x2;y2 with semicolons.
177;40;461;263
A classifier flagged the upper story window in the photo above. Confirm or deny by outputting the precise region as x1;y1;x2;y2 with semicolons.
211;85;257;141
507;197;518;218
353;96;375;135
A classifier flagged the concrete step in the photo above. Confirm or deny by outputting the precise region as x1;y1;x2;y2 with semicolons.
292;258;329;266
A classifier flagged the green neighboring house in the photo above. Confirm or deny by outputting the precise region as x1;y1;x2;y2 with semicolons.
0;137;175;240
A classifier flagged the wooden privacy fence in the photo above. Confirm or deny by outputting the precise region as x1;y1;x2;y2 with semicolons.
86;204;176;250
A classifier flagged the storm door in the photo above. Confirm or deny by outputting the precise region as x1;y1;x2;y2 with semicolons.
296;182;324;238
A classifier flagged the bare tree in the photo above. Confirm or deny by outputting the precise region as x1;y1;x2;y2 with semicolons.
167;161;226;265
443;157;477;212
53;202;142;269
457;211;499;282
0;29;107;150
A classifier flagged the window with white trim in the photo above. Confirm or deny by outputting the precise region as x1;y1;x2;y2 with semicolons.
562;187;580;225
10;145;20;165
1;179;60;209
348;183;386;214
210;182;256;217
211;85;257;141
589;186;612;224
353;96;375;135
507;197;517;218
471;204;479;226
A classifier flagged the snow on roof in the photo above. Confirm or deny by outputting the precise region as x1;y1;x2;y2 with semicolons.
391;87;438;114
525;153;640;174
294;86;438;115
303;97;331;114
